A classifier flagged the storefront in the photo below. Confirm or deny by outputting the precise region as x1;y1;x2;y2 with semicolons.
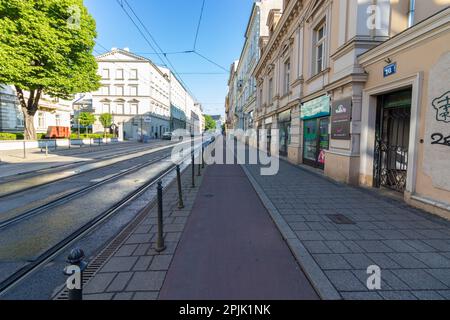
278;110;291;157
301;95;330;169
358;8;450;219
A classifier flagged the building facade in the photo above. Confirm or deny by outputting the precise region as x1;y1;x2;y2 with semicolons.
226;61;239;131
234;0;283;133
0;85;71;136
92;48;171;140
251;0;449;217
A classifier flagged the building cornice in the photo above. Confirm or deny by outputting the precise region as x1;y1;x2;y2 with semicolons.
359;7;450;66
254;0;303;78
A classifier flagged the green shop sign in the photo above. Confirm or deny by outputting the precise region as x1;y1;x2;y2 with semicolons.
301;95;330;120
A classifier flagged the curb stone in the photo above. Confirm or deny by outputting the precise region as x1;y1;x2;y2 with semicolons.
241;164;342;300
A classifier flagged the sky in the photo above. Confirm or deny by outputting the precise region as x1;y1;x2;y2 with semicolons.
84;0;255;116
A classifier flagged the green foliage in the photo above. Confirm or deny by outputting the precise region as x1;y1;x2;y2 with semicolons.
70;133;113;139
76;112;96;133
0;132;44;140
0;0;101;138
99;113;112;129
204;115;216;132
0;132;19;140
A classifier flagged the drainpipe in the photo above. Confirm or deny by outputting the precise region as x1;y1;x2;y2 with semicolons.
408;0;416;28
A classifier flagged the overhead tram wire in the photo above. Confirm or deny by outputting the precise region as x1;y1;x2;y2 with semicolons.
193;0;206;51
118;0;197;100
115;0;167;68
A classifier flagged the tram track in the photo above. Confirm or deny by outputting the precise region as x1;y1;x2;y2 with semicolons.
0;141;207;297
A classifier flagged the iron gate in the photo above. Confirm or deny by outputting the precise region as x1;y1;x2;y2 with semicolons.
374;91;411;193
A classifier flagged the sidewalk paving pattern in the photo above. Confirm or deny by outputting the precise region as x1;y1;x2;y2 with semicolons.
243;160;450;300
81;167;203;300
159;164;318;300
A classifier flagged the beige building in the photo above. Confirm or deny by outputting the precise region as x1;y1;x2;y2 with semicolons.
253;0;450;218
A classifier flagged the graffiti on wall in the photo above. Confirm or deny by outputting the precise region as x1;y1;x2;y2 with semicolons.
424;52;450;192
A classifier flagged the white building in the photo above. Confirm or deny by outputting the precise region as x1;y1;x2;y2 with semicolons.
92;48;202;140
0;84;71;136
92;48;171;140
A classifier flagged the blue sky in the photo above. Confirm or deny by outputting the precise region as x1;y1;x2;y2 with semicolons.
84;0;254;116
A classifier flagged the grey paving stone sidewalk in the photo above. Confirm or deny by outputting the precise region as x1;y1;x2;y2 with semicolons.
81;165;204;300
243;160;450;300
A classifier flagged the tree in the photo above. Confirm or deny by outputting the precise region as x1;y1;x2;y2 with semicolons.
204;115;216;132
77;112;95;135
99;113;112;138
0;0;101;140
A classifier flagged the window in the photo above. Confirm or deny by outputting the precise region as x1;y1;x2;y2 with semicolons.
284;60;291;95
130;103;138;115
124;104;131;114
314;22;326;74
38;112;45;128
102;104;110;114
117;104;124;114
102;68;110;79
115;86;124;96
116;69;124;80
268;78;273;103
110;104;117;114
129;85;138;96
129;69;138;80
55;114;61;126
101;85;110;95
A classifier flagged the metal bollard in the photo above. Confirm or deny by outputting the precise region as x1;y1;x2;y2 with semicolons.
191;152;195;188
23;141;26;159
197;154;201;177
202;145;205;169
63;248;87;300
155;181;166;252
176;165;184;209
45;142;48;157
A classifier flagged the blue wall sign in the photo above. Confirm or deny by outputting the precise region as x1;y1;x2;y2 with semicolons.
384;63;397;77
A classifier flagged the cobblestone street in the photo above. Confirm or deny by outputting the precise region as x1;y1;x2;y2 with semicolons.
244;160;450;300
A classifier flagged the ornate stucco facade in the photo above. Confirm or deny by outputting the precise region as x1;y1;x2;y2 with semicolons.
242;0;450;217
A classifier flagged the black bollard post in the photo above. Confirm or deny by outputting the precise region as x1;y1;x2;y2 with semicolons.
202;144;205;169
155;181;166;252
64;248;87;300
191;152;195;188
176;165;184;209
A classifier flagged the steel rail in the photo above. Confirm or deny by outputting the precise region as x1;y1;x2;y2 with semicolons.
0;140;208;297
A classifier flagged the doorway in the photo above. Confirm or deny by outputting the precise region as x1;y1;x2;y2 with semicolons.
373;89;412;193
303;117;329;169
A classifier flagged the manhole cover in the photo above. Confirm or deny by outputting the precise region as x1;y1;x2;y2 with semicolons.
327;214;355;225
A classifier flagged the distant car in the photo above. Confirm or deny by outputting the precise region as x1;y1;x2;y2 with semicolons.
162;132;172;140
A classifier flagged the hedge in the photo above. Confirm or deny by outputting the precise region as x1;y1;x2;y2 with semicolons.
69;133;114;139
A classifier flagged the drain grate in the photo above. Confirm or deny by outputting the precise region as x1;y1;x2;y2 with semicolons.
327;214;355;225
